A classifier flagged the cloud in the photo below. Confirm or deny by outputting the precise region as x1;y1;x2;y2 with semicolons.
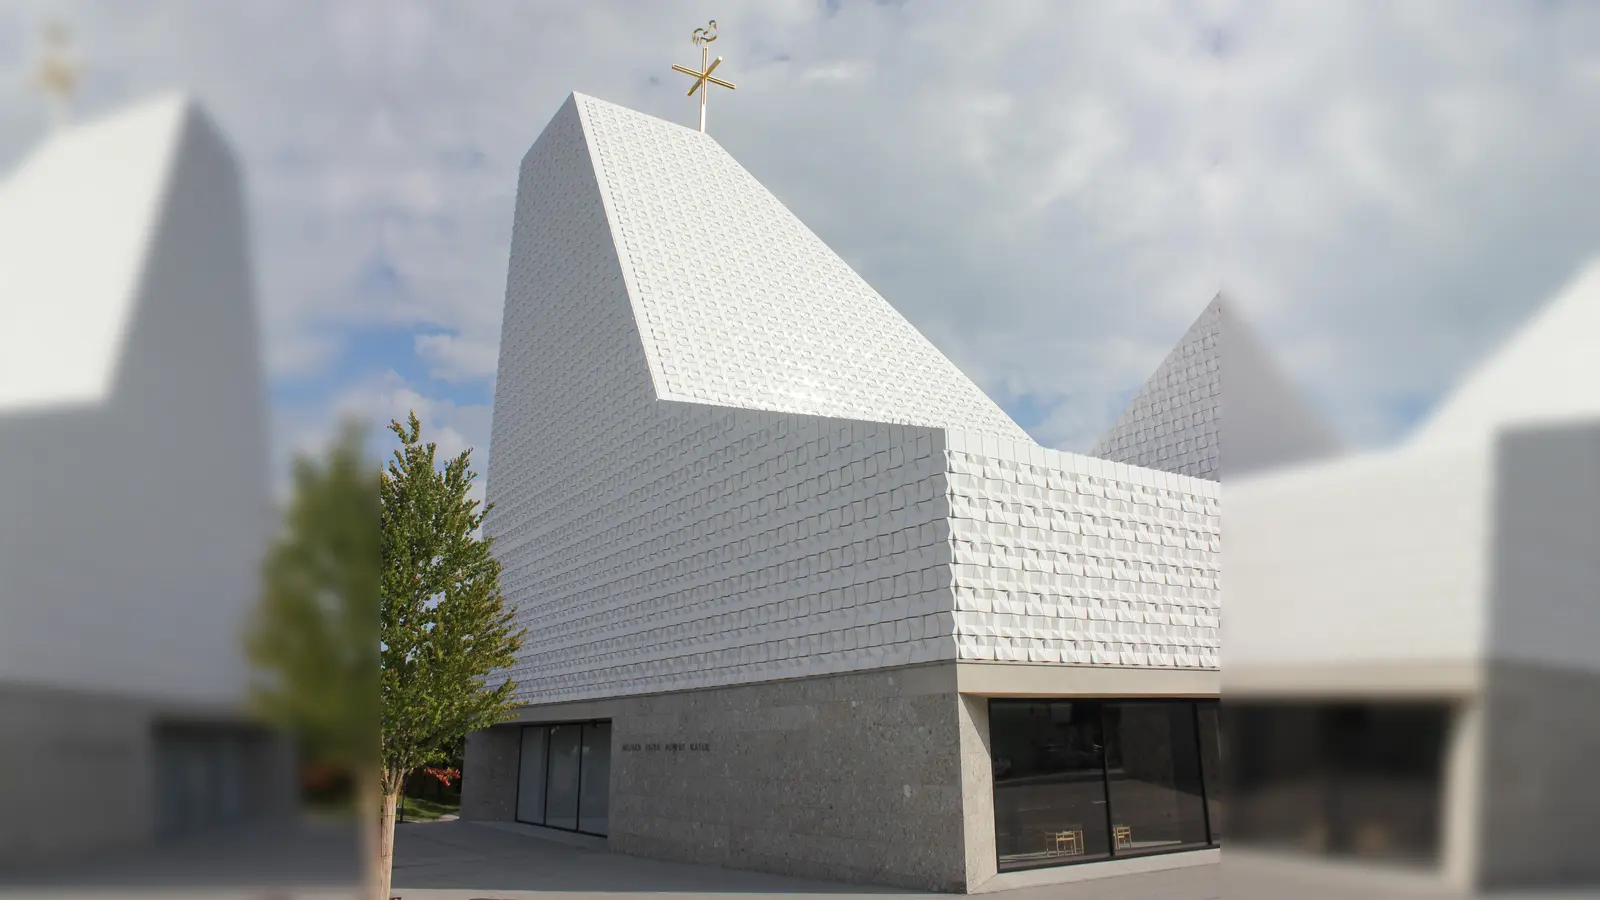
799;60;870;83
4;0;1597;475
413;332;499;384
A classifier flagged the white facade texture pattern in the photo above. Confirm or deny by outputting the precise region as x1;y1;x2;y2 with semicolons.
947;434;1221;668
488;94;1219;706
578;96;1029;441
1090;298;1221;480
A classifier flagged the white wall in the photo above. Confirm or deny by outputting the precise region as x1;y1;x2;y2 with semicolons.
1226;447;1492;670
946;433;1220;668
577;93;1028;442
490;94;1234;706
0;98;268;706
488;97;960;705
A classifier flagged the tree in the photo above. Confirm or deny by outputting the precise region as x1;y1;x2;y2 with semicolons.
246;419;380;891
380;411;523;899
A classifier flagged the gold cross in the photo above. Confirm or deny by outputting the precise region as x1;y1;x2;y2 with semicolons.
671;20;736;133
33;22;79;129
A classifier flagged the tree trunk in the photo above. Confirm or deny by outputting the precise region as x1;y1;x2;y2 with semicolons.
379;788;398;899
378;764;411;899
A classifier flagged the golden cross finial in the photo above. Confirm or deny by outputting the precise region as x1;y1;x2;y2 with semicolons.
671;20;736;133
33;22;79;130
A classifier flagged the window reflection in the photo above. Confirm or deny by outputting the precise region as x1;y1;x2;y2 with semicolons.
990;699;1221;871
1197;701;1223;841
516;725;547;825
1103;701;1210;854
992;700;1112;868
514;720;611;837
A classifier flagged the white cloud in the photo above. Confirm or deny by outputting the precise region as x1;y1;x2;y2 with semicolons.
3;0;1597;469
413;332;499;384
799;60;870;83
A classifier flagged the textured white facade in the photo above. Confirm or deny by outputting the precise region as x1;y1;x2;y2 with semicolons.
487;94;1218;706
947;433;1220;668
581;97;1028;440
1091;299;1222;479
1090;295;1340;480
0;95;269;705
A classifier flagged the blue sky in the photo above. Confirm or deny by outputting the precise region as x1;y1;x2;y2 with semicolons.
1;0;1598;491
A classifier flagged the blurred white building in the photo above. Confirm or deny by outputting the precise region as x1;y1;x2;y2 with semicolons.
1223;260;1600;891
0;94;288;868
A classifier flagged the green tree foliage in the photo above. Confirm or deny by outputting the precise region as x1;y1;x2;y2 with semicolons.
246;417;380;788
379;411;523;896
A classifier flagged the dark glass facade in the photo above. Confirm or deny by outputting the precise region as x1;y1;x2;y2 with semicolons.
1225;701;1448;864
515;721;612;837
990;699;1220;871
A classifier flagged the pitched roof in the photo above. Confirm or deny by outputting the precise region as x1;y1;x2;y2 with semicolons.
1408;255;1600;448
568;93;1030;441
0;94;196;414
1090;295;1340;480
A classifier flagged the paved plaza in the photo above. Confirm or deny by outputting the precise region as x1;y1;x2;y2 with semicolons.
2;817;1599;899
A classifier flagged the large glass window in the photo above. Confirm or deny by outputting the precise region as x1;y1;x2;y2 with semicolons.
1196;701;1223;842
516;726;547;825
991;701;1113;865
990;699;1220;871
1103;701;1211;854
513;720;611;836
543;724;583;830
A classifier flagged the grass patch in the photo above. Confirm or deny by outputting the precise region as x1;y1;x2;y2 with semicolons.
397;795;460;822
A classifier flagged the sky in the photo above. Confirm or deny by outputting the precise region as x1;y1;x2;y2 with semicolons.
1;0;1597;489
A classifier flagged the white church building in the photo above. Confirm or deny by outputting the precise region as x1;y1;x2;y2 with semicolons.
0;95;289;868
466;90;1600;896
463;92;1227;893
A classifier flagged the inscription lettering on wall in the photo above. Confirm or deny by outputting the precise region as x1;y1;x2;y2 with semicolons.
620;742;712;753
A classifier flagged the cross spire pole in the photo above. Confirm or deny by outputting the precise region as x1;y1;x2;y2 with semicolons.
672;20;736;133
33;22;79;131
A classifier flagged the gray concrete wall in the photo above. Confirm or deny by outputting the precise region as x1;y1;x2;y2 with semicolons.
1474;420;1600;888
464;663;973;891
460;726;521;822
610;663;968;892
1475;660;1600;888
0;682;295;870
957;693;998;890
0;684;153;868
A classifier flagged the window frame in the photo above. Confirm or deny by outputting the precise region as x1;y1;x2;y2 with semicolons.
513;718;612;838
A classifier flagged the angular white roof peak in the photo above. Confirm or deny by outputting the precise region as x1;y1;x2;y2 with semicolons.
566;93;1030;441
0;92;203;414
1090;294;1340;480
1408;255;1600;448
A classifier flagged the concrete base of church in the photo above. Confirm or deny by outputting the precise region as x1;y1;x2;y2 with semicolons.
0;682;298;871
462;661;1220;893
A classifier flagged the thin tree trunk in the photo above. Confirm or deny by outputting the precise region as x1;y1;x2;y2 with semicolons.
378;765;410;900
379;788;398;900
